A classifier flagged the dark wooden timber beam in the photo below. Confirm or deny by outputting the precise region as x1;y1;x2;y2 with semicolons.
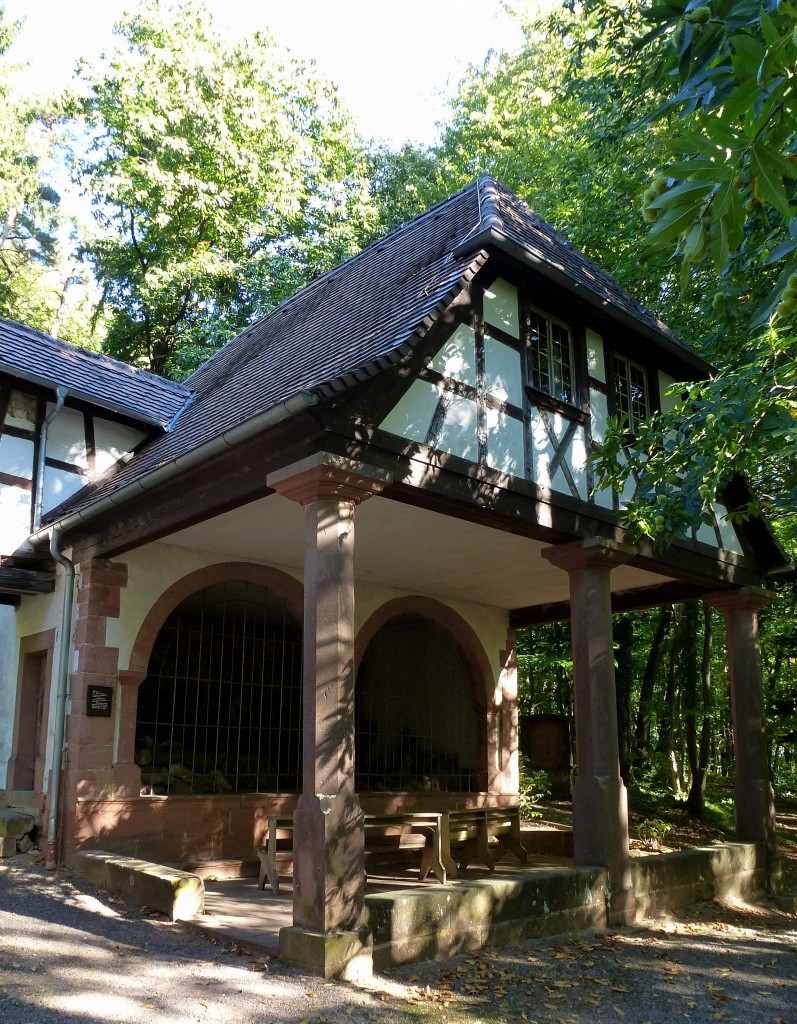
0;565;55;595
510;580;712;627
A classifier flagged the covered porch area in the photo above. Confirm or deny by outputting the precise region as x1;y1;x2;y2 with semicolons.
63;450;779;978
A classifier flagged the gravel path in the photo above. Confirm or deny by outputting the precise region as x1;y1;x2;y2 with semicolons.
1;853;796;1024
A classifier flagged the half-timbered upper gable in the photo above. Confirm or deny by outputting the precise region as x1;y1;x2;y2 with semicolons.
376;260;745;557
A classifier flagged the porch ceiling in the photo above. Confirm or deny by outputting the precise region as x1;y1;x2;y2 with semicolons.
164;494;669;612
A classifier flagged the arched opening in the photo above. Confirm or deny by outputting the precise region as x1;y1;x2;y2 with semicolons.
355;613;486;792
134;580;302;795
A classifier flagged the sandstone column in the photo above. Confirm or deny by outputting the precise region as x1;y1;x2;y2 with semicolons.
268;453;391;978
60;558;128;863
541;537;635;923
705;587;779;887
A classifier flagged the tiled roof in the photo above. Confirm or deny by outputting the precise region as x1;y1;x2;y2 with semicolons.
0;316;190;429
455;178;706;363
42;178;705;524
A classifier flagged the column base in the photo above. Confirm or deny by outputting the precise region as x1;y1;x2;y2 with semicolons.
279;925;373;980
606;886;637;926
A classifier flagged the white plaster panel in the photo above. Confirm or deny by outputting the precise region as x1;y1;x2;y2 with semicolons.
0;605;18;787
93;418;147;476
1;483;32;552
530;409;554;490
695;519;718;546
429;322;477;387
42;466;85;513
586;328;606;382
484;336;522;406
5;390;37;430
436;393;479;462
564;425;588;499
483;278;519;339
485;409;524;476
616;449;637;508
714;504;744;554
0;433;34;479
46;405;88;468
658;371;678;414
590;388;608;444
551;411;568;443
379;378;440;443
593;483;615;510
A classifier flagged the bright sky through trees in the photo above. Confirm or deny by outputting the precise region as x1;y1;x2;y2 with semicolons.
3;0;528;146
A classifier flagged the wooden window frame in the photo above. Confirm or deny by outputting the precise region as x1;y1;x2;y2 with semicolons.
524;303;578;410
612;353;650;435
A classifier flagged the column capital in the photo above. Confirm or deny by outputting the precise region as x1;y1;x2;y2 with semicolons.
541;536;634;574
268;453;392;507
704;586;776;614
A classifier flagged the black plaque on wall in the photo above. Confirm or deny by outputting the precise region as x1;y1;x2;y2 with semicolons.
86;685;113;717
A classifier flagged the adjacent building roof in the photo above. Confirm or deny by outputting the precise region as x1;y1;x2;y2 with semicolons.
0;316;191;430
40;177;708;528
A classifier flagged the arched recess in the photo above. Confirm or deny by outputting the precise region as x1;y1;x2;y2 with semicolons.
354;597;493;793
118;562;304;795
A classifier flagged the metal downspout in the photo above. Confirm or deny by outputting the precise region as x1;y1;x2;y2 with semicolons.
46;526;75;867
34;387;68;532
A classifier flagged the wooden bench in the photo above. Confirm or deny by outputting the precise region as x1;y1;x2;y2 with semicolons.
444;806;528;873
256;811;448;894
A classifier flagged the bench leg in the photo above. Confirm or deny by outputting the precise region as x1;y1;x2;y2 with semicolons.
496;831;528;865
257;849;268;891
419;842;449;884
458;835;495;873
264;820;281;895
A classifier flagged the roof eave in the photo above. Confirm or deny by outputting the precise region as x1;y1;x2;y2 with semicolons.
314;250;489;400
454;227;712;377
0;361;178;431
20;389;319;552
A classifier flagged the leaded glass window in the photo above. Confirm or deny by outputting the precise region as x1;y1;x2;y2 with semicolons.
527;309;575;405
613;355;649;433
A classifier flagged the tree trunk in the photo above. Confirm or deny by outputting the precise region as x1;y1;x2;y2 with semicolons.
658;604;684;797
687;603;713;816
614;614;634;787
634;605;672;770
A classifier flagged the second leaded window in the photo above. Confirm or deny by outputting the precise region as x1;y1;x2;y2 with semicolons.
527;308;575;406
613;355;649;433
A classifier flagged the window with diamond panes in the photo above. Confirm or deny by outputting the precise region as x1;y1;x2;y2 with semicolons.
613;355;649;433
527;309;575;405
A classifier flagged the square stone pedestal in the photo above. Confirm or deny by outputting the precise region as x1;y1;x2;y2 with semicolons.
279;925;373;980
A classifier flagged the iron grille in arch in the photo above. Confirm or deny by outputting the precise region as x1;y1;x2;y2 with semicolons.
135;581;302;795
355;613;483;792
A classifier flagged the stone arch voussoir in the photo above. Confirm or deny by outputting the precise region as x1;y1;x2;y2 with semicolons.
126;561;304;682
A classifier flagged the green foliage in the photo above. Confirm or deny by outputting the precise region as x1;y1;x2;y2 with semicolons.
635;817;671;850
568;0;797;540
518;755;551;820
516;622;573;716
0;5;83;337
75;0;376;376
634;0;796;309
